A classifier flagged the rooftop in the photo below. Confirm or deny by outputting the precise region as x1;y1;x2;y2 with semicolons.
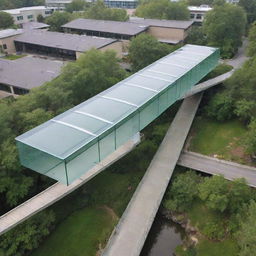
0;29;23;39
129;17;194;29
15;30;117;52
3;6;48;15
62;18;149;36
22;21;50;30
188;5;212;12
0;56;63;90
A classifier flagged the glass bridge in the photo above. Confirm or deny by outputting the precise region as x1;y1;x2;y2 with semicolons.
16;44;220;185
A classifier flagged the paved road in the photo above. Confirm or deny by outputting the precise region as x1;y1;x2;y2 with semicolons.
0;138;139;236
178;151;256;187
102;94;203;256
226;39;249;69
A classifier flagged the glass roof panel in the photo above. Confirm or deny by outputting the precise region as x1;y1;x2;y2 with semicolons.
140;70;178;82
77;97;136;123
55;112;111;135
22;122;93;158
102;84;156;106
125;75;168;91
150;63;187;77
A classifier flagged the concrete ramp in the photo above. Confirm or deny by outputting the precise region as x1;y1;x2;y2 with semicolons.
102;94;203;256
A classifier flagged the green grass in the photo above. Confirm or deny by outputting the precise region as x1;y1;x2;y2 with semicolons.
196;239;239;256
189;118;248;163
187;201;223;228
31;207;117;256
4;54;26;60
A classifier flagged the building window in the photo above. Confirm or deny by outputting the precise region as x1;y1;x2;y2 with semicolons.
190;13;195;19
17;16;23;21
196;14;202;20
3;44;7;50
45;10;52;15
27;15;34;19
0;83;12;93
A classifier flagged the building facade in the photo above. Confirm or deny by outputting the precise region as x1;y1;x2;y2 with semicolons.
14;30;123;59
104;0;138;9
0;29;23;55
188;5;212;23
3;6;52;25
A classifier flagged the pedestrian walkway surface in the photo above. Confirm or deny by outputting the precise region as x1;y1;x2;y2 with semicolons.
178;151;256;187
0;137;139;236
102;94;203;256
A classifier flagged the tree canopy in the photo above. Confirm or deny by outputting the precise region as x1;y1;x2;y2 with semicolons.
203;3;247;58
136;0;189;20
0;11;14;29
0;0;44;10
128;33;174;72
45;11;72;32
239;0;256;24
66;0;88;13
237;200;256;256
83;0;128;21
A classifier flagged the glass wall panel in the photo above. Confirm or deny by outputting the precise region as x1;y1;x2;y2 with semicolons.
116;113;140;147
66;143;99;184
99;131;116;160
140;99;159;129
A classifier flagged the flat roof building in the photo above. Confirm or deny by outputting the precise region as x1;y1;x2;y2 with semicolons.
14;30;123;59
104;0;138;9
62;18;148;40
3;6;52;25
188;5;212;23
62;18;193;44
0;29;24;55
129;17;194;44
0;56;63;95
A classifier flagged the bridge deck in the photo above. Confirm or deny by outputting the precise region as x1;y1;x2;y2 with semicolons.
0;138;139;236
102;94;203;256
178;151;256;187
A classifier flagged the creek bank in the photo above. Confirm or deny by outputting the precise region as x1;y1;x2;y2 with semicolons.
161;208;201;254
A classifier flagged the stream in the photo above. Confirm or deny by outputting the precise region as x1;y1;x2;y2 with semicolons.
140;212;186;256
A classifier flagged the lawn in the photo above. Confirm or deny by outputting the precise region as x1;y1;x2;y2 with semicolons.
196;239;239;256
4;54;26;60
189;118;250;164
31;207;117;256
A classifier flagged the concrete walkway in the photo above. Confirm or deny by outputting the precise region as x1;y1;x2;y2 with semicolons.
178;151;256;187
0;138;139;236
102;94;203;256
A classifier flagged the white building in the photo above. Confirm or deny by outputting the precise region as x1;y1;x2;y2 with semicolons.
3;6;52;25
188;5;212;23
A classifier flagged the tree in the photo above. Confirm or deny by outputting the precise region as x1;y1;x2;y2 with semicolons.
203;4;247;58
45;11;71;32
129;33;173;72
164;171;201;212
136;0;189;20
224;58;256;122
239;0;256;24
198;175;230;212
83;0;128;21
0;210;55;256
204;90;234;121
0;11;14;29
237;200;256;256
244;119;256;155
37;14;45;23
0;0;44;10
185;26;207;45
66;0;87;13
247;22;256;57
